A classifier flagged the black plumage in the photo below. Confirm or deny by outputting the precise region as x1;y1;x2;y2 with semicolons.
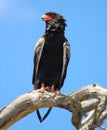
32;12;70;122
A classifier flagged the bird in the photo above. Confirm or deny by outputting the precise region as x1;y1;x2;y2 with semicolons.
32;12;70;122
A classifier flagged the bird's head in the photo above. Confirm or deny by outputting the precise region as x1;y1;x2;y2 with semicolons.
42;12;66;32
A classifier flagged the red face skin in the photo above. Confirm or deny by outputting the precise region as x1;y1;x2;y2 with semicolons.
42;14;53;21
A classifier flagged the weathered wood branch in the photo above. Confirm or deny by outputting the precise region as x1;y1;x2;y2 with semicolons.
0;84;107;130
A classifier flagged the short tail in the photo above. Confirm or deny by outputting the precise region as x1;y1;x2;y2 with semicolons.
36;107;52;123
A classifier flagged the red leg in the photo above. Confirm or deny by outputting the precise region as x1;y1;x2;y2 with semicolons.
51;84;55;92
40;83;45;90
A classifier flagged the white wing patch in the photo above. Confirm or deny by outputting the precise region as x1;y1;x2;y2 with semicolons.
33;37;45;80
60;41;70;85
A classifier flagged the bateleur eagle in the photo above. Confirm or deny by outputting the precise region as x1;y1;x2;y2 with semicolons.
32;12;70;122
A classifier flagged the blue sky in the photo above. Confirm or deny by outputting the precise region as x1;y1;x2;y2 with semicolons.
0;0;107;129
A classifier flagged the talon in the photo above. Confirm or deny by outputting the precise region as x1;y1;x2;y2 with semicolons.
40;83;50;91
45;86;50;91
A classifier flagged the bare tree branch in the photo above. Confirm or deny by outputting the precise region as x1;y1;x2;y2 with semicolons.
0;84;107;130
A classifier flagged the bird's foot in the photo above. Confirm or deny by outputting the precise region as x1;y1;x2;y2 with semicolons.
40;83;50;91
40;84;59;93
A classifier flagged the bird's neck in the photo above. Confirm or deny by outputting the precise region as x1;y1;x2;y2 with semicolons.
44;22;65;38
44;20;65;36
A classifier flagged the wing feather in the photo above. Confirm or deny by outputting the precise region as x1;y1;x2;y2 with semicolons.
60;41;70;87
32;37;45;85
